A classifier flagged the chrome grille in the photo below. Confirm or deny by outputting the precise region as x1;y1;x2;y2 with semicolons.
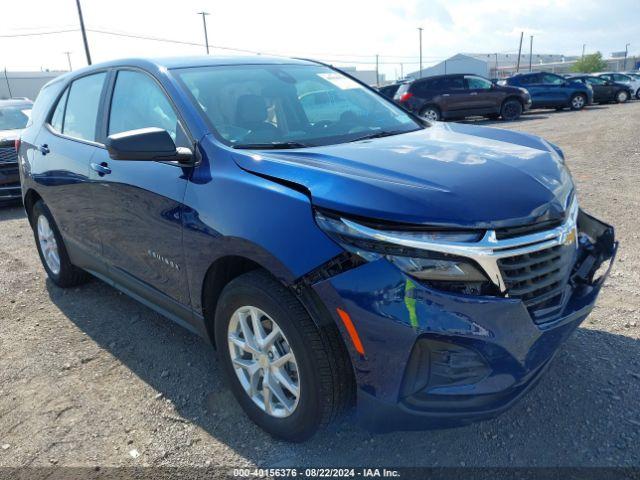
499;243;576;323
0;147;17;164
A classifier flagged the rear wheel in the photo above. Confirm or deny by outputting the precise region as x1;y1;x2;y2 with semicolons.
615;90;629;103
30;200;89;287
570;93;587;110
501;99;523;121
419;105;440;121
636;89;640;100
214;270;353;441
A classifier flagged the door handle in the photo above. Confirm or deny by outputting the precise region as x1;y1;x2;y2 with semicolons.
39;144;50;155
442;94;450;97
469;92;478;95
90;162;112;176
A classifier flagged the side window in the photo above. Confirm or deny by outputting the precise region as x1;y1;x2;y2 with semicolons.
600;74;612;81
613;74;630;82
63;72;107;141
49;88;69;132
586;77;605;85
445;77;465;90
109;70;187;146
542;74;564;85
465;76;492;90
412;80;431;96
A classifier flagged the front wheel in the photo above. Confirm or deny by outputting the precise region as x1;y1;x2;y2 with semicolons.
419;105;440;121
501;99;523;121
636;89;640;100
31;200;89;287
616;90;629;103
214;270;353;441
570;93;587;110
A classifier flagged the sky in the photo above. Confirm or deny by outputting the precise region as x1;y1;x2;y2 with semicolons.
1;0;638;80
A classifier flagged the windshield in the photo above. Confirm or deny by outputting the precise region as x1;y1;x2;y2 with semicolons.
0;105;32;131
175;64;421;148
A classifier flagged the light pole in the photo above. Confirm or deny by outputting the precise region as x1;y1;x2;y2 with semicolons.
64;52;73;71
529;35;533;72
375;54;379;87
624;43;630;70
75;0;91;65
581;44;585;59
197;12;210;54
417;27;423;78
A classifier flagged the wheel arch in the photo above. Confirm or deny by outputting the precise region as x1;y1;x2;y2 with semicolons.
23;189;43;226
502;95;525;108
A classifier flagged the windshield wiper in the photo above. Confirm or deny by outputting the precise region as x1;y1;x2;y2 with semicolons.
232;141;309;150
346;129;413;143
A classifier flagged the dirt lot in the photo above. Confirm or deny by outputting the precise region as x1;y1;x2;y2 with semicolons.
1;102;639;470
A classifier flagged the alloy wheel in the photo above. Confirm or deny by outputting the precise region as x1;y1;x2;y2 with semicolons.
617;91;628;103
421;108;439;121
572;95;585;109
227;306;300;418
37;214;60;275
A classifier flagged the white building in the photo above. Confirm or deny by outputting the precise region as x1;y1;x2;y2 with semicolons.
0;71;65;101
406;54;489;79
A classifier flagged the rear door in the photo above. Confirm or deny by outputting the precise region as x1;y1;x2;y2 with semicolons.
440;76;469;113
517;74;543;106
89;68;193;306
583;76;609;102
32;72;108;267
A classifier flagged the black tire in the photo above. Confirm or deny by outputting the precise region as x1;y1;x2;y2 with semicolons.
615;90;629;103
500;99;523;121
30;200;89;288
569;93;587;110
419;105;440;121
635;89;640;100
214;270;354;442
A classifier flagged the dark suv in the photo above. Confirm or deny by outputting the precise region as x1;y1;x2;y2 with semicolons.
504;72;593;111
394;74;531;121
565;74;632;104
0;99;33;204
19;56;616;441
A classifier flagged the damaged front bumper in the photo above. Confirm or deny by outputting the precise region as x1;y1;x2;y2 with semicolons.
312;210;617;432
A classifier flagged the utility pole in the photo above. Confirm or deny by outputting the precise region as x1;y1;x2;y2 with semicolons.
529;35;533;72
64;51;73;71
581;44;586;59
75;0;91;65
197;12;210;54
418;27;423;78
515;31;524;73
400;63;404;79
624;43;630;70
494;53;498;78
3;68;13;98
375;55;379;87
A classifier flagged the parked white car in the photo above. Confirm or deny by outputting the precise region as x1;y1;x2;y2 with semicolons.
596;72;640;99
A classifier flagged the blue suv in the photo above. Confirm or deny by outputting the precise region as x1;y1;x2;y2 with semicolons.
18;56;616;441
505;71;593;110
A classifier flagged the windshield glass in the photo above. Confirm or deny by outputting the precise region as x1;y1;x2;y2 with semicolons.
175;64;421;148
0;105;32;131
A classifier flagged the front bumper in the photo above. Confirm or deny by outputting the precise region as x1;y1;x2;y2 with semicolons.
0;166;21;205
312;210;616;432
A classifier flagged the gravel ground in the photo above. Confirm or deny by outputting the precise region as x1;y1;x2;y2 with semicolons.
1;102;639;470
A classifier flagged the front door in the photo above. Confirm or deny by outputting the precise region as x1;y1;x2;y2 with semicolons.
464;75;497;112
89;69;192;306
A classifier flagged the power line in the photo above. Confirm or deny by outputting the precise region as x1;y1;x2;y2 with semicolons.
0;29;79;37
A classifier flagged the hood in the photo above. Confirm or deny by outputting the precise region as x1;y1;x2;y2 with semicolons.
232;123;574;229
0;129;21;145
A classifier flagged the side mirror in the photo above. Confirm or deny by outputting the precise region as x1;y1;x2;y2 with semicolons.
105;127;193;163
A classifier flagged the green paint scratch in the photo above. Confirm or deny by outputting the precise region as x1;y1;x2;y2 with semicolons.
404;278;419;328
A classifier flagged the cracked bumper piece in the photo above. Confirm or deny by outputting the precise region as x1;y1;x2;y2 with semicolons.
312;210;616;432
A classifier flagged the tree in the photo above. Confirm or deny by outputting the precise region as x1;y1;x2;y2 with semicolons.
571;52;608;73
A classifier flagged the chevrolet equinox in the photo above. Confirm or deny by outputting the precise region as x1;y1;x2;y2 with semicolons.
18;57;617;441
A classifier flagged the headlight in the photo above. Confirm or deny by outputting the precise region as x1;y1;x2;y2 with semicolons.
315;212;488;283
